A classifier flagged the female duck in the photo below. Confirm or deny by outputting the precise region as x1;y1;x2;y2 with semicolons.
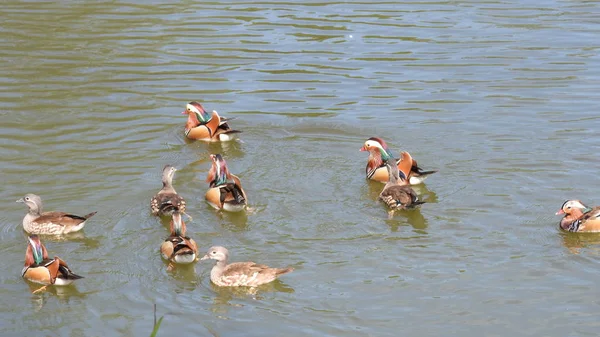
182;101;241;142
22;235;83;287
151;165;186;217
17;194;97;235
556;200;600;232
160;212;198;268
360;137;436;185
200;246;293;287
379;157;425;218
205;154;247;212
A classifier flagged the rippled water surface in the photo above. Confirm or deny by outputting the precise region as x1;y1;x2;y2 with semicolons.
2;0;600;336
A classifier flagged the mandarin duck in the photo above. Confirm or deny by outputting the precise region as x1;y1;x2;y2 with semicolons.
22;235;83;289
151;165;187;217
160;211;198;268
205;154;247;212
182;101;241;142
556;200;600;232
200;246;294;287
379;157;425;218
360;137;436;185
16;194;97;235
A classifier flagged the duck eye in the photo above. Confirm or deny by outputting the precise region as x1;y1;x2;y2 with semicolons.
25;197;29;201
212;251;217;254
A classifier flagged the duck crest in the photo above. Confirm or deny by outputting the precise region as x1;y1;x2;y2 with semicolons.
207;154;230;187
188;102;212;124
171;212;184;236
28;237;43;265
367;137;394;161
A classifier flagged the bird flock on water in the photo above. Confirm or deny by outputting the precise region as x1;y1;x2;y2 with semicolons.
15;101;599;293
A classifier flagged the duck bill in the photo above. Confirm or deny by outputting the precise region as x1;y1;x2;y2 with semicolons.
200;254;210;261
16;198;24;203
555;209;565;215
359;146;367;152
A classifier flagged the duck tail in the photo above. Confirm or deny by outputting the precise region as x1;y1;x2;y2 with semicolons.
276;267;294;276
83;211;98;219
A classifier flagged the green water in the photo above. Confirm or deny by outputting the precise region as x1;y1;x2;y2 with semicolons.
1;1;600;336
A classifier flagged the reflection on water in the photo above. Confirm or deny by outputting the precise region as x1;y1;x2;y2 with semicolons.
2;0;600;336
560;232;600;255
209;280;295;313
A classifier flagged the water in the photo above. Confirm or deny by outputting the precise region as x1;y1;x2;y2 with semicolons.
1;0;600;336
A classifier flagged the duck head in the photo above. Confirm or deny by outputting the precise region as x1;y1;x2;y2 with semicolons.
200;246;229;262
25;235;47;266
161;165;178;188
360;137;395;162
170;211;185;237
17;193;43;215
556;199;591;215
182;101;212;123
206;154;230;187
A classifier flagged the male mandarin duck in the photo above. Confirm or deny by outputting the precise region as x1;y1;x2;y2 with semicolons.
200;246;294;287
16;194;97;235
181;101;241;142
205;154;247;212
379;157;425;218
151;165;187;217
160;212;198;269
556;200;600;232
22;235;83;288
360;137;436;185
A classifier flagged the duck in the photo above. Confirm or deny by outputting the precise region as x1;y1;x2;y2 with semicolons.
16;194;97;235
200;246;294;287
22;235;83;289
556;200;600;232
181;101;241;142
379;157;425;218
160;211;198;269
360;137;436;185
151;165;187;217
205;154;247;212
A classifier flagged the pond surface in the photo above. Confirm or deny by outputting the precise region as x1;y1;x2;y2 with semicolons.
1;0;600;336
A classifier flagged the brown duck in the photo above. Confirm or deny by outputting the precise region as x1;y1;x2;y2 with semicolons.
182;101;241;142
360;137;437;185
22;235;83;288
205;154;247;212
160;212;198;268
17;194;97;235
150;165;186;217
200;246;293;287
556;200;600;232
378;157;425;217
